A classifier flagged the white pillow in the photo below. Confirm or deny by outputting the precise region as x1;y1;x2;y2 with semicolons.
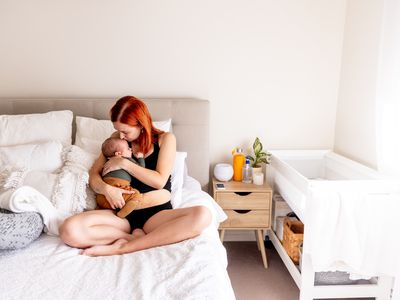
170;151;187;208
0;141;64;172
64;145;98;172
0;167;94;215
154;119;172;132
61;145;98;212
22;170;58;202
179;183;228;229
0;110;73;147
75;116;172;154
52;167;96;214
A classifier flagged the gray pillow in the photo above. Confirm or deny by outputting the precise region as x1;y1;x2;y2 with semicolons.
0;208;44;250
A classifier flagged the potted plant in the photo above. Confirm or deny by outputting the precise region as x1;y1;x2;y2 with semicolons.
249;137;271;176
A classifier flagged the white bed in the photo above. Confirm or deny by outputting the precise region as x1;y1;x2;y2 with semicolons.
0;98;236;300
0;179;233;300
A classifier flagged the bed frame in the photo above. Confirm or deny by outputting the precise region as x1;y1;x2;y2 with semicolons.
0;98;210;189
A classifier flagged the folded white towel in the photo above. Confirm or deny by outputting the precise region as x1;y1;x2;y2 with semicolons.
0;186;68;236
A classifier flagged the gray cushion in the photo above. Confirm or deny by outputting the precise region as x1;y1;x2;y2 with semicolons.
0;208;44;250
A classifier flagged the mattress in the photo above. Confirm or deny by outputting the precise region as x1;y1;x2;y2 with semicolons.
0;181;235;300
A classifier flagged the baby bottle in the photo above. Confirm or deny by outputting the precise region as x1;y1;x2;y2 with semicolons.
232;148;245;181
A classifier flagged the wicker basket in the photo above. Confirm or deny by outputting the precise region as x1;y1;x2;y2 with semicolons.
282;217;304;264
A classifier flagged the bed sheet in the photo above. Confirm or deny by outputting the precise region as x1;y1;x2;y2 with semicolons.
0;181;235;300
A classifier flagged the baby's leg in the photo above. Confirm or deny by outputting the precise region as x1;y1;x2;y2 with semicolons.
117;188;142;218
97;177;132;210
96;194;113;210
116;189;171;218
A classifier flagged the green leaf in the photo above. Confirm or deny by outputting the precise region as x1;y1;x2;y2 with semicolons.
251;137;271;165
253;137;260;148
254;143;262;154
248;156;255;162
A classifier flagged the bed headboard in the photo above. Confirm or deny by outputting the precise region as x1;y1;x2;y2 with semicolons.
0;98;210;189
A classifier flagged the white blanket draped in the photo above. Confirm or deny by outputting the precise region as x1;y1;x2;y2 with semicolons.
304;181;400;297
0;186;68;236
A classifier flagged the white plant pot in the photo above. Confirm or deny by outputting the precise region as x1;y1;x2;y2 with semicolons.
252;167;262;176
252;167;263;184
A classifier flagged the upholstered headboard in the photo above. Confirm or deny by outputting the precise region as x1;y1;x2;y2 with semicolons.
0;98;210;189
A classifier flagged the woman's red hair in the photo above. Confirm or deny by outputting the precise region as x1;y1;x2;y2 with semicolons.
110;96;164;154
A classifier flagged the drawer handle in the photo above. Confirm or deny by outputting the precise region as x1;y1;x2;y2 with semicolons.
234;192;251;196
234;209;251;214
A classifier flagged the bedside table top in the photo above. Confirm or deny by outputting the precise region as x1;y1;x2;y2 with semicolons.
212;177;272;192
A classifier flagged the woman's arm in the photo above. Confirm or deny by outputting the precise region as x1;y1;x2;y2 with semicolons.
103;132;176;189
88;154;108;195
89;153;135;209
130;189;171;210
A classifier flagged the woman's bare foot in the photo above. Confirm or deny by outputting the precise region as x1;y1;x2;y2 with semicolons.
81;238;128;257
132;228;146;238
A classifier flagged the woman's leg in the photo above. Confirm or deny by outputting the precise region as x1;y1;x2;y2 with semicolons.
82;206;212;256
59;209;132;248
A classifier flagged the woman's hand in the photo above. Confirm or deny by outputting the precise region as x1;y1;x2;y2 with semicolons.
102;156;127;176
103;185;135;209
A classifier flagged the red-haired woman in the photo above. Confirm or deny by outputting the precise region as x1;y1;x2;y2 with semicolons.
60;96;211;256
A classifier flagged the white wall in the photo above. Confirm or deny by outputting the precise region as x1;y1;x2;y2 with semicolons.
0;0;346;165
334;0;384;169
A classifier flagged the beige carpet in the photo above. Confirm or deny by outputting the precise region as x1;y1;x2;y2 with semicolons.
224;242;374;300
225;241;299;300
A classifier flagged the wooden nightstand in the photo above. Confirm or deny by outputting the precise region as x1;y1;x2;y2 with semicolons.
212;177;272;269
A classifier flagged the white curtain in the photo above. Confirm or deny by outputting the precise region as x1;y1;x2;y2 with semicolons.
376;0;400;176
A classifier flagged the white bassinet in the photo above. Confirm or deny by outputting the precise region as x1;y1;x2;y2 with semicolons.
268;150;399;300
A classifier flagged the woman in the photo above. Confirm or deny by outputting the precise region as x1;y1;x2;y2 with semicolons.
60;96;212;256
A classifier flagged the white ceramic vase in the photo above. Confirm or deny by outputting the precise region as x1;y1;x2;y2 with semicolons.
252;167;263;185
214;163;234;181
252;167;262;176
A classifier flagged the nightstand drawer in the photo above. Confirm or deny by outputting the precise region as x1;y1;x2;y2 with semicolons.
216;192;271;209
220;210;270;228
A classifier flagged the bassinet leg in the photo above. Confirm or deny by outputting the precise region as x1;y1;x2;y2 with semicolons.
299;253;314;300
375;276;393;300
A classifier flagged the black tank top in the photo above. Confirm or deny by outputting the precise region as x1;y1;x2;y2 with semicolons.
130;142;172;193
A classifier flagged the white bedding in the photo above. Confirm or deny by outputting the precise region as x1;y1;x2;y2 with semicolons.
0;103;233;299
0;232;233;300
0;182;235;300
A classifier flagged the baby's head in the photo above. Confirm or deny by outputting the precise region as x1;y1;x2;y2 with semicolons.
101;137;132;158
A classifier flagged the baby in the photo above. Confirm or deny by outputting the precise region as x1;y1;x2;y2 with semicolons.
96;137;144;218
